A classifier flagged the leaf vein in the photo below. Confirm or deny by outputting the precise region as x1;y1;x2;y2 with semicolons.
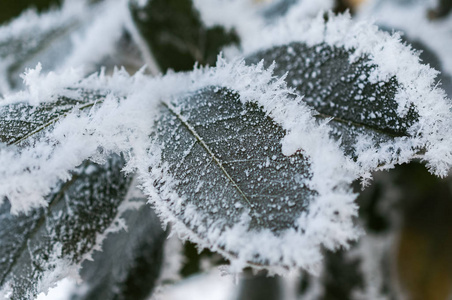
162;102;253;207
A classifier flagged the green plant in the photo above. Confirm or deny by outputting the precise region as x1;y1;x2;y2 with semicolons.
1;0;451;299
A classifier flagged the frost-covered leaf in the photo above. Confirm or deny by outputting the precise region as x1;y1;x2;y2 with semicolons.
0;155;137;300
138;60;359;273
0;66;153;213
0;92;104;146
356;0;452;97
243;13;452;177
155;86;316;234
246;42;418;157
73;194;167;300
0;0;129;94
129;0;240;71
0;2;83;93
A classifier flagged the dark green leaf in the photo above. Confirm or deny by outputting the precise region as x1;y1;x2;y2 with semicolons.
129;0;240;71
246;42;420;158
73;199;167;300
0;93;105;146
0;155;137;299
0;16;78;92
237;271;282;300
153;86;316;265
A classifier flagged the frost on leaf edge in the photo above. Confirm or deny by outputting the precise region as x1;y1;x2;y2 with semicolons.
136;59;360;274
0;66;153;213
241;12;452;178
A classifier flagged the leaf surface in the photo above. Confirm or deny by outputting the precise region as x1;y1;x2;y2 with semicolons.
0;93;103;146
0;8;79;93
246;42;419;158
0;1;130;95
0;155;140;299
146;82;357;272
242;11;452;177
74;194;167;300
155;86;315;234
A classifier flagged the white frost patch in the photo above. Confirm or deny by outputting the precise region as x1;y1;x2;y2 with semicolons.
357;0;452;78
36;278;77;300
285;0;335;22
35;254;80;300
60;0;128;72
242;12;452;178
152;269;235;300
155;235;185;286
0;0;89;95
0;0;130;96
350;234;397;299
14;63;84;105
0;0;86;42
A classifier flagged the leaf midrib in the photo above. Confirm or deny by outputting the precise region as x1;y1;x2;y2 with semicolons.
10;99;103;146
162;101;253;208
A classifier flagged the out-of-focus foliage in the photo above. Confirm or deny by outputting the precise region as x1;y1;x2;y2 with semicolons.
0;0;61;25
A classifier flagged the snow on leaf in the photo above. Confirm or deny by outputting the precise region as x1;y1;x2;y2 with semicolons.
0;0;129;95
0;155;137;300
0;67;152;213
156;86;316;234
356;0;452;97
137;60;360;274
0;92;104;146
243;13;452;177
0;1;86;94
246;42;418;158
